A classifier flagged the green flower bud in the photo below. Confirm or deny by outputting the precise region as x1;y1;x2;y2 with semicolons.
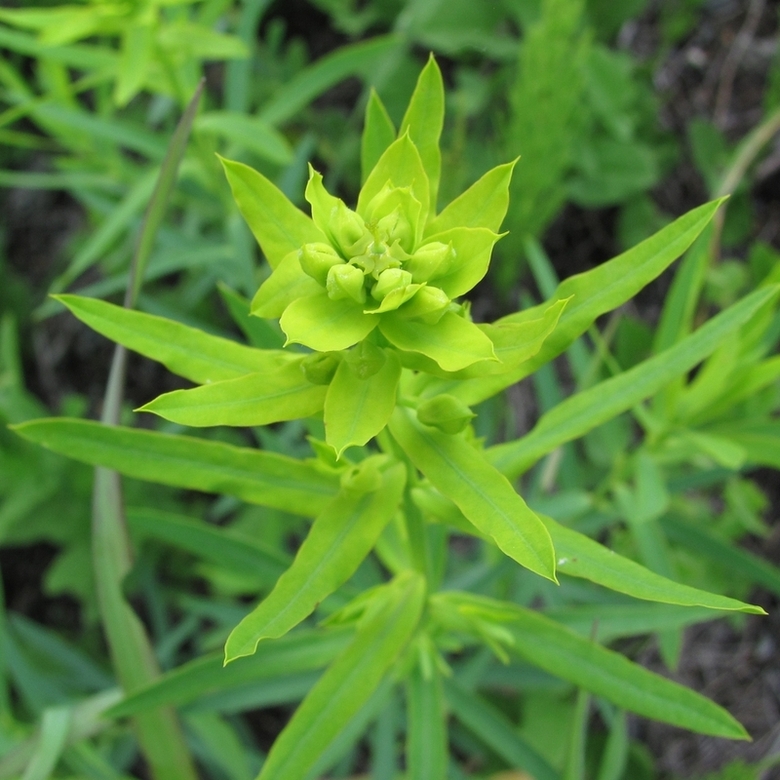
371;268;413;301
327;263;366;304
299;242;343;286
345;340;386;379
376;208;413;252
300;352;340;385
398;285;451;324
331;201;370;256
417;394;475;434
340;459;383;493
406;241;455;282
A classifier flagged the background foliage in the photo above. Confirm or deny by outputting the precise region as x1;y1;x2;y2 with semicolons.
1;0;780;778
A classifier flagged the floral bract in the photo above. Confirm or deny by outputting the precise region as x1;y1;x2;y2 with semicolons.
247;75;508;374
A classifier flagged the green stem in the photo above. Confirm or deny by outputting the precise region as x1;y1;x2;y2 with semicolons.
91;82;204;780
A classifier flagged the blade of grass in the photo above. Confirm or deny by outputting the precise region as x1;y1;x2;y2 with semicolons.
90;81;204;780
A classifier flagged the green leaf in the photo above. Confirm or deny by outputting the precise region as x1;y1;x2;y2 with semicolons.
115;21;153;106
257;572;425;780
452;594;749;739
13;419;339;516
357;134;430;231
489;285;780;478
259;35;401;126
217;282;285;349
426;160;517;236
56;294;291;385
406;655;447;780
251;250;322;319
139;361;326;427
380;311;495;373
460;199;726;405
707;419;780;469
106;628;352;718
444;678;559;780
126;507;289;583
281;293;378;352
388;408;556;581
221;156;325;270
425;227;502;298
361;89;395;185
399;54;444;212
541;515;763;613
21;705;71;780
324;350;401;457
661;515;780;598
196;112;293;165
224;461;406;662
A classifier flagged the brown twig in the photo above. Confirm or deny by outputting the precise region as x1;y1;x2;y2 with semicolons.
713;0;766;129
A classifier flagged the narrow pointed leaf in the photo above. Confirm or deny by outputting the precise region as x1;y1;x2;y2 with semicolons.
458;199;726;405
389;408;556;581
106;628;352;718
257;572;425;780
221;157;325;269
139;362;326;427
399;55;444;211
56;294;293;385
489;285;779;478
225;462;406;662
281;293;378;352
542;515;763;614
126;507;290;582
13;419;338;516
454;595;749;739
361;89;396;184
427;160;517;236
380;311;495;373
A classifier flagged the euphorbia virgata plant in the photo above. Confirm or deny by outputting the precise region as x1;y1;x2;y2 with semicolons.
15;56;777;779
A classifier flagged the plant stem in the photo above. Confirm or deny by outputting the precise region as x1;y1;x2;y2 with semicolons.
91;81;204;780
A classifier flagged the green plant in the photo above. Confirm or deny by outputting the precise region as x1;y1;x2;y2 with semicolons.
9;55;777;780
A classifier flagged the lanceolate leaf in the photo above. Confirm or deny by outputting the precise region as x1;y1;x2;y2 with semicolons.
126;507;290;583
457;199;726;405
541;516;763;614
107;628;353;718
57;294;290;385
426;160;517;236
399;54;444;212
258;573;425;780
221;156;325;269
139;362;326;427
361;89;395;184
324;351;401;457
452;594;749;739
489;285;779;479
224;462;406;662
13;419;339;516
388;408;556;581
